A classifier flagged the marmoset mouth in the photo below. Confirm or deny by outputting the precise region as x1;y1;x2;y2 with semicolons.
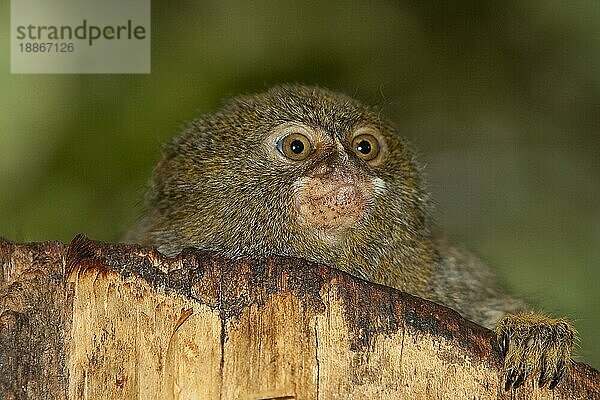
294;176;368;231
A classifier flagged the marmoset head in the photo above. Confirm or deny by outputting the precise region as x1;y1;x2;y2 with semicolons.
130;85;433;276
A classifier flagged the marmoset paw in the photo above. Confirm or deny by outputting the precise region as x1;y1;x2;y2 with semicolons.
495;312;575;391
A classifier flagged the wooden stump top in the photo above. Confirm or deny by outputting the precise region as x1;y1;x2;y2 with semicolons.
1;235;598;399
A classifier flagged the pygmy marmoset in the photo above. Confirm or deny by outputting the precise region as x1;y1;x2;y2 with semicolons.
127;85;575;390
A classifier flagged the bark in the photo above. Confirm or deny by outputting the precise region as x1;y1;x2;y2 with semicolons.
1;235;598;400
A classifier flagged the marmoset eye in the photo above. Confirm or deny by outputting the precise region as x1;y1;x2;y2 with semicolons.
277;133;313;161
352;133;380;161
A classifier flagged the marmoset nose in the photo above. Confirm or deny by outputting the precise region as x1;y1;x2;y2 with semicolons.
311;152;361;181
311;162;334;178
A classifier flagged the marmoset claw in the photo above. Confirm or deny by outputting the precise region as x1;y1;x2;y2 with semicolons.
496;312;575;391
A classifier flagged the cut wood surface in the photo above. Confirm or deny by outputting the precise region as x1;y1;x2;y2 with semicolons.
0;235;598;399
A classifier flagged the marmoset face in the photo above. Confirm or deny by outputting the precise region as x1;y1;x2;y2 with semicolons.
262;121;388;241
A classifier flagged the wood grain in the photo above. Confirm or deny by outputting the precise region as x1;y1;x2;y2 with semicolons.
1;235;598;399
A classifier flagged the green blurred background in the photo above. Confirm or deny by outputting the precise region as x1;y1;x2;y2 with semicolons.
1;1;598;365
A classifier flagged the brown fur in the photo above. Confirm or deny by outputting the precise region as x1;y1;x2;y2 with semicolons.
126;84;575;390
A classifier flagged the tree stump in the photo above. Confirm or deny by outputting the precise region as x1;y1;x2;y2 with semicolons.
1;235;598;399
